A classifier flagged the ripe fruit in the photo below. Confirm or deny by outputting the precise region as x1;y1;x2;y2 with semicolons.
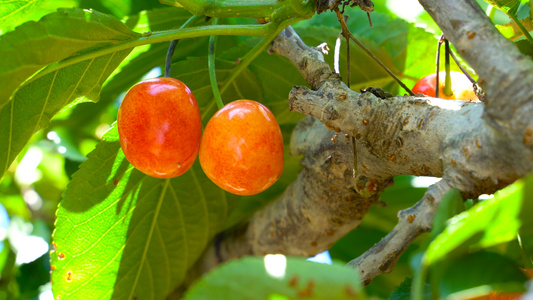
199;100;284;196
412;71;479;101
117;77;202;178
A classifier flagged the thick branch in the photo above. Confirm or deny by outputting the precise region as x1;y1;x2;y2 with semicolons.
272;27;533;195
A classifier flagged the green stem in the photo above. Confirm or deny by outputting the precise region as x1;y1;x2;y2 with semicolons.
208;18;224;110
508;12;533;45
435;35;444;98
165;15;202;77
443;40;453;97
26;22;278;87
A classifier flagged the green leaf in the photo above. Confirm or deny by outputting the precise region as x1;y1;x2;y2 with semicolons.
439;251;527;299
0;8;139;110
485;0;521;14
423;174;531;266
183;256;366;300
0;8;140;179
0;0;44;30
51;126;237;300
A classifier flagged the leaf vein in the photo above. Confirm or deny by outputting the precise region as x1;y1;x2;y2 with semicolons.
128;179;169;300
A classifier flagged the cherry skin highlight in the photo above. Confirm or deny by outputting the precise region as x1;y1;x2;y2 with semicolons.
412;71;479;101
199;100;284;196
117;77;202;178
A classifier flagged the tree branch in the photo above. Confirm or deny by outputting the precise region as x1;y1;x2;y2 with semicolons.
183;0;533;289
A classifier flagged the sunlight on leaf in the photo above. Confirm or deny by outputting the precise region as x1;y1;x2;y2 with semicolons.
52;127;236;299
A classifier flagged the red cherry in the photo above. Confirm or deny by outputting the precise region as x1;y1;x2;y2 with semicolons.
199;100;284;196
412;71;479;101
117;77;202;178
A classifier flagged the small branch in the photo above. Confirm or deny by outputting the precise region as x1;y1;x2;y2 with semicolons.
347;179;453;284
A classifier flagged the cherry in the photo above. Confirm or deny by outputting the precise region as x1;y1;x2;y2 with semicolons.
199;100;284;196
117;77;202;178
412;71;479;101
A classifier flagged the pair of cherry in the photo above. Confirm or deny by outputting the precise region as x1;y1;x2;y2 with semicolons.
117;77;284;196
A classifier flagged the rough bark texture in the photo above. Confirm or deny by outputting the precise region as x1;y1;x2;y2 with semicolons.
184;0;533;288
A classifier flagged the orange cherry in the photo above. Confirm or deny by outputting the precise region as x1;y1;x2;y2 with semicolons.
413;71;479;101
117;77;202;178
199;100;284;195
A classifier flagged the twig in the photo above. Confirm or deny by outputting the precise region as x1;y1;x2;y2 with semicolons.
334;9;414;95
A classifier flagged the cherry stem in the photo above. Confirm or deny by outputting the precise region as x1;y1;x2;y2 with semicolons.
208;18;224;110
335;9;414;96
448;48;476;85
438;36;483;99
165;40;179;78
443;39;453;97
164;15;202;78
435;35;444;98
345;15;351;85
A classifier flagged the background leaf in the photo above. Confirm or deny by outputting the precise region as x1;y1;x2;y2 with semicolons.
438;251;528;299
183;256;366;300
